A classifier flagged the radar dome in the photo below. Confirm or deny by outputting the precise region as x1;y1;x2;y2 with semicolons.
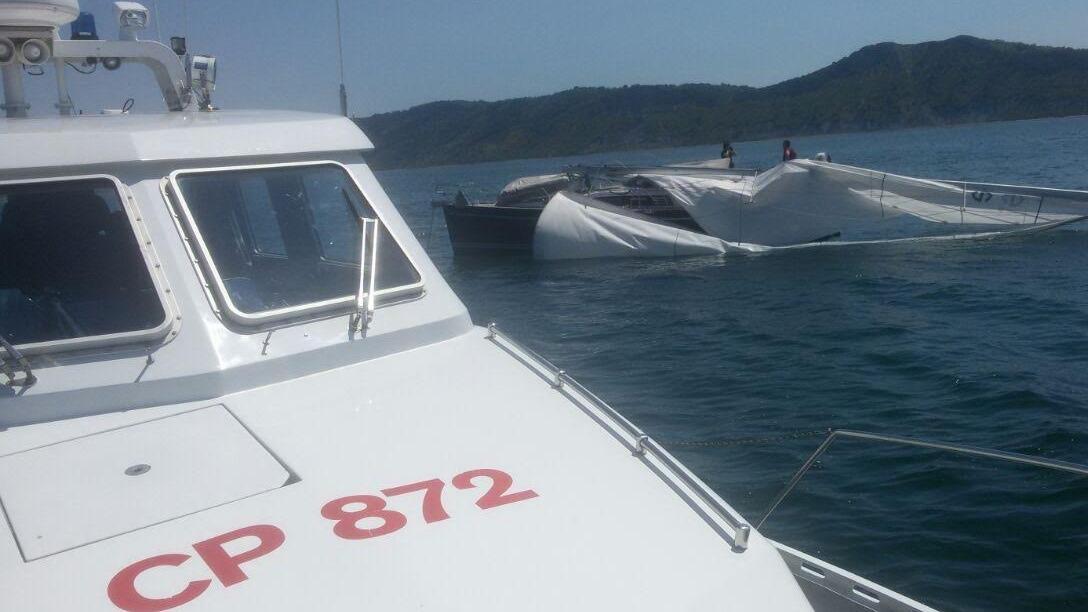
0;0;80;28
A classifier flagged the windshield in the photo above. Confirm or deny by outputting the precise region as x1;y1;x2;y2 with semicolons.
0;178;167;347
173;163;422;322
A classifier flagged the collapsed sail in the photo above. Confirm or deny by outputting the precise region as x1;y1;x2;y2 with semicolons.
532;160;1088;260
640;160;1088;246
533;191;765;260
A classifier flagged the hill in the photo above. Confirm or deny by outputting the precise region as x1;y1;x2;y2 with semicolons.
355;36;1088;169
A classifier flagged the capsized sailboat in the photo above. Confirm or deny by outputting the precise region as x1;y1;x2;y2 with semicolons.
533;159;1088;259
439;168;720;255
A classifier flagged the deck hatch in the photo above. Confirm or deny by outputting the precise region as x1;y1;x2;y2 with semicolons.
0;405;290;561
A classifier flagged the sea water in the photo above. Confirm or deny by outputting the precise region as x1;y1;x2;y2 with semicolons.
378;116;1088;612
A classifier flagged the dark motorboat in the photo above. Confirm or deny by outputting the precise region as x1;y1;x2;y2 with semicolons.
439;174;566;254
442;203;543;254
439;167;719;256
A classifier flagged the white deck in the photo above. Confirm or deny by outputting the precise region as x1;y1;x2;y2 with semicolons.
0;327;812;610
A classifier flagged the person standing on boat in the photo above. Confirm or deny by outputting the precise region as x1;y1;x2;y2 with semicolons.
782;139;798;162
721;141;736;168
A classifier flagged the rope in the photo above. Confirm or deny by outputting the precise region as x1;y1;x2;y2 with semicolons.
878;172;887;219
424;205;437;252
661;428;830;449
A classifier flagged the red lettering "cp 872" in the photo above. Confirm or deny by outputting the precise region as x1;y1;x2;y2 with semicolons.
107;468;537;611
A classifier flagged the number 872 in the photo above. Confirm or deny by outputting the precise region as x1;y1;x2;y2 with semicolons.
320;468;539;540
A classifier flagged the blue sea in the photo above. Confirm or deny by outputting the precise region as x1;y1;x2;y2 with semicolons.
377;116;1088;612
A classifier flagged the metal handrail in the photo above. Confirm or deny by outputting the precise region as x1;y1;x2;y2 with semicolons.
485;323;751;551
0;332;36;388
757;429;1088;529
353;218;379;333
566;163;761;179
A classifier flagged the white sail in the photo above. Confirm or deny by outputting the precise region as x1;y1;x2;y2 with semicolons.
533;191;766;260
532;160;1088;260
641;160;1088;246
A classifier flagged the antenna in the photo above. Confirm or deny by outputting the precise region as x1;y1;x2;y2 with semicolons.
334;0;347;116
181;0;188;44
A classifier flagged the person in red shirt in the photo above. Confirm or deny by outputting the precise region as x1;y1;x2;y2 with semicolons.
782;139;797;162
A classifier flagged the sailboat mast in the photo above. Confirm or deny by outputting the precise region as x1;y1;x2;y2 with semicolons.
334;0;347;117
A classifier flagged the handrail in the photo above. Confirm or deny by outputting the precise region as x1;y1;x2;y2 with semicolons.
566;163;761;179
485;323;751;551
0;332;36;388
353;218;380;333
757;429;1088;529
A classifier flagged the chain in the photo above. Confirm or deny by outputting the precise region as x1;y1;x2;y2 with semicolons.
661;428;830;449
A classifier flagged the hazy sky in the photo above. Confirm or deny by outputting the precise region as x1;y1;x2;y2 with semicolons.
17;0;1088;117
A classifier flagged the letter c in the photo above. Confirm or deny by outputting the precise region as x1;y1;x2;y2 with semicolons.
107;554;211;612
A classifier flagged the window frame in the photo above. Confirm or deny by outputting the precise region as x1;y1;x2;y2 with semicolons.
0;173;178;355
167;160;425;327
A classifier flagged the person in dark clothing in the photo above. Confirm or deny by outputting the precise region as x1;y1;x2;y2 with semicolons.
721;142;736;168
782;139;797;162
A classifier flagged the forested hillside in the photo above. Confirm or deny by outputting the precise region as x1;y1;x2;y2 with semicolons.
357;36;1088;169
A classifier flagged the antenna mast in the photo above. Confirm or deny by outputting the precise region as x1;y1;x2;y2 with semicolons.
334;0;347;117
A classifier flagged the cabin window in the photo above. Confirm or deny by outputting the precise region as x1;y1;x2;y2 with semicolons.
170;162;423;325
0;178;168;349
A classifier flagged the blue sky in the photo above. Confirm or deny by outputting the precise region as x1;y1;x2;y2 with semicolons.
17;0;1088;117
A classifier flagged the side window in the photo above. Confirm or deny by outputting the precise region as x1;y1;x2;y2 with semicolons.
172;163;423;324
0;178;168;348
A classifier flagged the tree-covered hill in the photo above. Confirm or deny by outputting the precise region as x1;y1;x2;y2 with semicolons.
356;36;1088;169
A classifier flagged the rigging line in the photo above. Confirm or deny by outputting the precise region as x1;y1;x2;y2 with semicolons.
757;429;1088;530
424;205;437;252
738;166;753;244
661;429;830;448
878;172;886;219
1033;196;1045;225
961;179;967;227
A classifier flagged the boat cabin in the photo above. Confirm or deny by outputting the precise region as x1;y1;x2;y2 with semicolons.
0;110;468;426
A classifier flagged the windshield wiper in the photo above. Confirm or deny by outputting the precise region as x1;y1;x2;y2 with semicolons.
0;333;36;388
353;217;380;333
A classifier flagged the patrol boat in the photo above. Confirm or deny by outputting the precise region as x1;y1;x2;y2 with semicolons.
0;2;983;610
